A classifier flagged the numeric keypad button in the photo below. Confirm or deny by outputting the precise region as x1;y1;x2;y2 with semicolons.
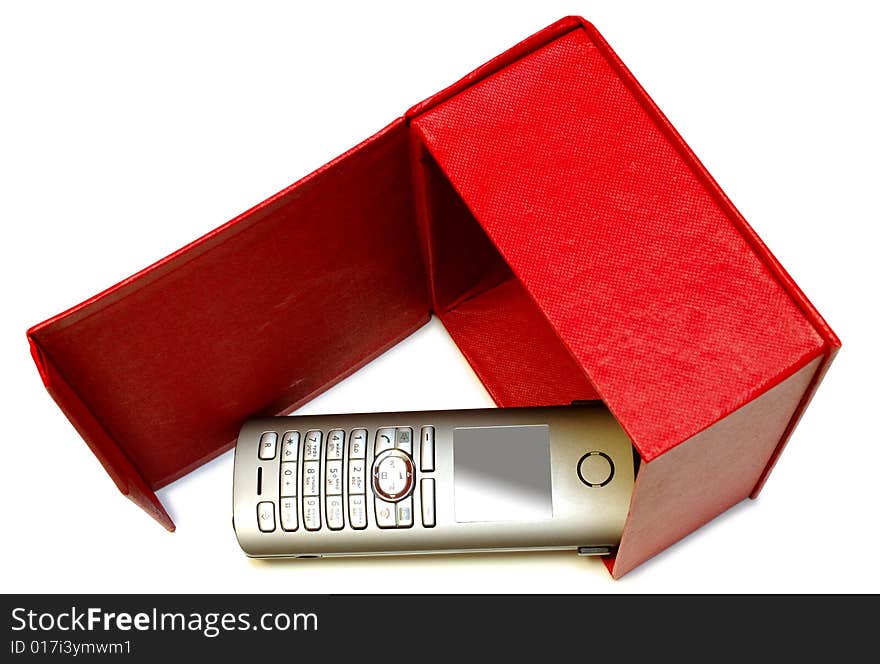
280;462;297;497
327;430;344;460
349;495;367;529
326;496;344;530
303;496;321;531
325;460;343;496
349;429;367;459
304;431;322;460
281;431;300;461
303;461;320;496
348;459;366;495
280;498;298;532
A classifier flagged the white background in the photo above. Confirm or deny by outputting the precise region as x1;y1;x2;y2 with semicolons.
1;1;877;593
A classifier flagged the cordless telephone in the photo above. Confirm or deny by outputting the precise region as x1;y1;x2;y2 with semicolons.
233;404;634;559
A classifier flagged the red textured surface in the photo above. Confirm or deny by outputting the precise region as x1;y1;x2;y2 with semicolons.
441;278;600;407
610;356;822;578
28;119;429;508
410;24;832;462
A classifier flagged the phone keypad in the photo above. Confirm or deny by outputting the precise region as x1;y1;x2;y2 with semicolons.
280;462;297;497
326;496;345;530
349;494;368;530
280;497;298;532
349;429;367;459
281;431;299;460
302;461;320;497
256;424;437;533
303;431;322;461
326;430;344;460
348;459;366;494
303;497;321;531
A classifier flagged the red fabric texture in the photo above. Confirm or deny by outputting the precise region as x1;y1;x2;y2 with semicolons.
29;119;429;499
410;25;832;462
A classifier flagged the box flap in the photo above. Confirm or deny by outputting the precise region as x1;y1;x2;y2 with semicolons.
410;21;834;460
28;118;429;526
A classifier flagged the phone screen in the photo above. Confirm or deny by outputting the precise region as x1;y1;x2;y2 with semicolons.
453;425;553;523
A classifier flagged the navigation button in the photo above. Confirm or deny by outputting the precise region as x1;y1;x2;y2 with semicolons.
372;449;414;502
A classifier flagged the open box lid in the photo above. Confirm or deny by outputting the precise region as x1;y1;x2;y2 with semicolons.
28;119;430;528
408;17;838;462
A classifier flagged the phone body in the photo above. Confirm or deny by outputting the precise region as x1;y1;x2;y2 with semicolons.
233;404;634;559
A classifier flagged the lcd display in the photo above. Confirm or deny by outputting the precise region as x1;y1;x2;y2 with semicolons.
453;425;553;522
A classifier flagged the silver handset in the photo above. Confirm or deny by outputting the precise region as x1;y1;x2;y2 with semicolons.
232;404;635;559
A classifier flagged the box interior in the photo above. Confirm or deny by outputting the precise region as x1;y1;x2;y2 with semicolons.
415;148;601;408
28;120;430;512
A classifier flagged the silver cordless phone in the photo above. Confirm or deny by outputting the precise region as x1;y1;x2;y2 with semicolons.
232;404;635;559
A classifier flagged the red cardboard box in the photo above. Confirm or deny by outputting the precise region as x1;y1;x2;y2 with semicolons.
27;17;838;577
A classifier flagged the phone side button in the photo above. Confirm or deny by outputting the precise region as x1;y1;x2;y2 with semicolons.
421;479;436;528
